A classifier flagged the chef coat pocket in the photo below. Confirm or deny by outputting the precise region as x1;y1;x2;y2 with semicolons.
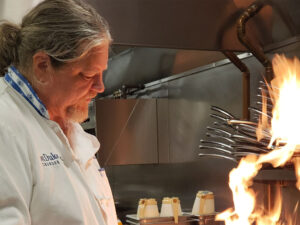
84;160;114;200
98;168;113;197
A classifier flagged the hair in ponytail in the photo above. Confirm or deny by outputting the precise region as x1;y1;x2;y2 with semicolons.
0;21;21;76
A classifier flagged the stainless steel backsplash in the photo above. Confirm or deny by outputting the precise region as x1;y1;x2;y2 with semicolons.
97;39;300;222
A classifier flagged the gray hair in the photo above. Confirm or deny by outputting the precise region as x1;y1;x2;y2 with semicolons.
0;0;111;76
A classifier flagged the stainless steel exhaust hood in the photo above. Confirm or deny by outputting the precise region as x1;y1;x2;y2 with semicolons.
84;0;300;97
86;0;299;51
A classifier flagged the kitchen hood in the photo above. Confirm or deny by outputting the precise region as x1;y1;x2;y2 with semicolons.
85;0;300;96
87;0;299;51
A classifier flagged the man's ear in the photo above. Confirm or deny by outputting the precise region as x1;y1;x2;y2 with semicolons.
32;52;53;84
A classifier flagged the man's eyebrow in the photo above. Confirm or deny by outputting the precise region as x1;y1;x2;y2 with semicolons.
89;65;108;71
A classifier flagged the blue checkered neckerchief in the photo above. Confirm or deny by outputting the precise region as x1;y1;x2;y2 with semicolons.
4;66;49;119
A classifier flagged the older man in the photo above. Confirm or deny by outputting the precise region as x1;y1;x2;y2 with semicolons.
0;0;117;224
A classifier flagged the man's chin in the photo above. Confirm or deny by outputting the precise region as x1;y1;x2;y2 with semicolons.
65;102;89;123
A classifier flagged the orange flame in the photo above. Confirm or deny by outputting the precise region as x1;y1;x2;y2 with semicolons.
294;157;300;190
216;54;300;225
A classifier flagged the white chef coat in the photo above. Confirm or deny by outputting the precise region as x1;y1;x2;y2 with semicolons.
0;67;118;225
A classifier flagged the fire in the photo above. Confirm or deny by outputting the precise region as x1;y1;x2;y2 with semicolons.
295;158;300;190
216;54;300;225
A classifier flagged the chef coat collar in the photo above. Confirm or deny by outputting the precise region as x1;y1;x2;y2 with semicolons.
67;122;100;168
4;66;49;119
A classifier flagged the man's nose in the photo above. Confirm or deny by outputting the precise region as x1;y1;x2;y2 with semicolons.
91;74;105;93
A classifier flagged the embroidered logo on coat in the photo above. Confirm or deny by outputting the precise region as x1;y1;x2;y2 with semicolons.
40;153;63;167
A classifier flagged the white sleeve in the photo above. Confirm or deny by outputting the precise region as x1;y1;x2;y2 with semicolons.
0;125;32;224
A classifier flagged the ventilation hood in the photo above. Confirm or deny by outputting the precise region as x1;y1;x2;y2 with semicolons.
87;0;300;96
87;0;299;51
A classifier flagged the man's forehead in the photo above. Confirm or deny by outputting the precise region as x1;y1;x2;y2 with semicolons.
88;43;109;53
79;45;108;64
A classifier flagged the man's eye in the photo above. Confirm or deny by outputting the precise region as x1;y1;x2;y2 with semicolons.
80;73;93;80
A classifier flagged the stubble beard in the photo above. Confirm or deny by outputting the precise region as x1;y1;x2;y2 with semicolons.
65;100;89;123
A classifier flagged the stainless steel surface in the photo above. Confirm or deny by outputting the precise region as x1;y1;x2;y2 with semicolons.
210;106;236;119
206;127;231;138
98;40;300;222
199;105;278;159
232;145;269;153
165;64;243;162
198;153;238;163
97;40;300;164
195;214;223;225
102;48;178;96
86;0;249;51
92;2;299;97
96;99;158;165
199;140;233;150
101;51;250;97
223;53;250;120
256;101;273;111
143;53;252;89
227;120;257;126
198;145;233;155
231;134;266;145
257;93;273;101
236;123;270;137
206;133;235;144
157;99;170;164
106;161;235;222
254;169;297;182
126;214;223;225
126;214;201;225
248;107;272;120
198;101;289;160
86;0;300;51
